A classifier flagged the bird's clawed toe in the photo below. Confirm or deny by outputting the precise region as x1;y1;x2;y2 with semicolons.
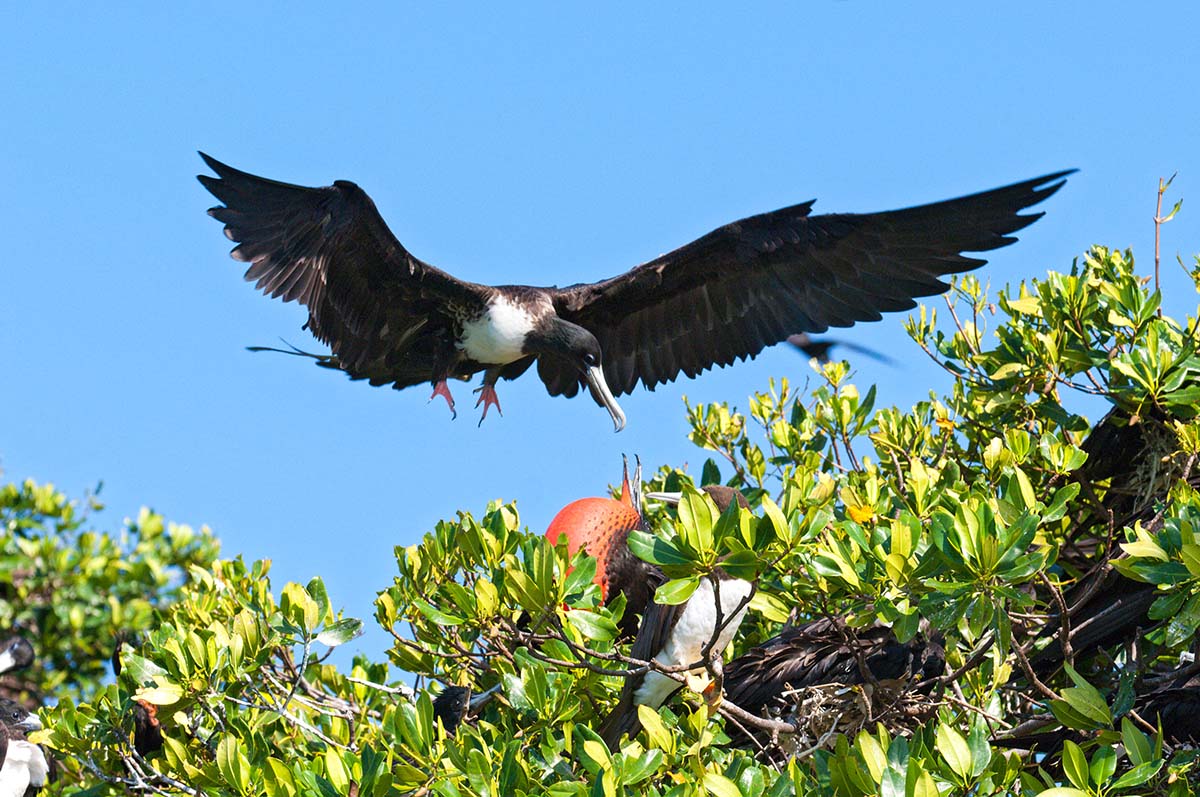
430;380;457;419
473;385;503;426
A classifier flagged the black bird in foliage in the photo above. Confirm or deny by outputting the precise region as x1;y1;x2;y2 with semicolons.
721;618;944;737
996;664;1200;755
198;155;1071;430
111;633;164;757
430;685;501;737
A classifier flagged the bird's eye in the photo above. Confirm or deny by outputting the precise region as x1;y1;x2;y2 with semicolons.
584;353;598;367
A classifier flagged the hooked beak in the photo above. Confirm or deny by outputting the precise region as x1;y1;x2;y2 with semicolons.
16;712;42;733
584;365;626;433
645;491;683;505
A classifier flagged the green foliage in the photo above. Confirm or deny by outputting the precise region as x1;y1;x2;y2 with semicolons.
12;243;1200;795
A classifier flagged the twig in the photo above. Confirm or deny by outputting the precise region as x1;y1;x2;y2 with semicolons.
1013;640;1062;702
1040;571;1074;668
717;698;798;736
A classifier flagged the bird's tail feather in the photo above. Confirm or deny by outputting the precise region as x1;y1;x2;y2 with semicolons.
599;696;642;750
246;339;342;370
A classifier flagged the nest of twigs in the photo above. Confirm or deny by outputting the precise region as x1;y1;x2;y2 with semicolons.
739;677;940;759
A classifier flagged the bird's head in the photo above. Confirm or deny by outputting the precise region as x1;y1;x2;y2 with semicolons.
528;319;626;432
0;699;41;734
0;636;34;674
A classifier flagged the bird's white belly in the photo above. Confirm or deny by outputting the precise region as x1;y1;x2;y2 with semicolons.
633;577;754;708
0;740;47;793
458;298;535;365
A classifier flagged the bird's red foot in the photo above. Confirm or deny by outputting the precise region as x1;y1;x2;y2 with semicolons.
430;380;457;419
473;384;503;426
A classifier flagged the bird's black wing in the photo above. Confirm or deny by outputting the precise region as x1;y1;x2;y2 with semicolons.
198;154;487;387
552;172;1072;396
599;597;685;748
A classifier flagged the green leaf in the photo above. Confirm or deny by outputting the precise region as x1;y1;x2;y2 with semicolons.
316;617;363;647
281;581;320;632
1111;759;1163;789
627;530;693;566
1054;665;1112;728
654;576;700;606
217;736;251;793
324;749;350;793
1121;716;1152;766
702;772;742;797
1089;745;1117;786
565;609;618;641
134;681;183;706
1061;740;1087;790
748;591;790;623
637;705;675;753
413;599;465;626
306;576;331;625
935;723;972;781
1034;789;1090;797
760;495;791;543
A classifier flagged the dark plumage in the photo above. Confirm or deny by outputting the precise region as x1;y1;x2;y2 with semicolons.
132;701;163;757
432;686;471;736
1030;566;1156;674
199;154;1071;430
996;665;1200;754
723;618;944;717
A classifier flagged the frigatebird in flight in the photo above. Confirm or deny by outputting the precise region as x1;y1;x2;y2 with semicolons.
198;155;1071;430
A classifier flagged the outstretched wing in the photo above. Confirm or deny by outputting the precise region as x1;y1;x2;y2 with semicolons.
552;171;1073;396
198;153;486;384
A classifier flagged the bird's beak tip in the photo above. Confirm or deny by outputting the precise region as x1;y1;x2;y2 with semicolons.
584;365;627;432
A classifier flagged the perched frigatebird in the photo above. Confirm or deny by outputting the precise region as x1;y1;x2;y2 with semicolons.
597;483;755;749
0;699;47;797
198;154;1071;430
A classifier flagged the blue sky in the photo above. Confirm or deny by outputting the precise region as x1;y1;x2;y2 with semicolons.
4;3;1199;662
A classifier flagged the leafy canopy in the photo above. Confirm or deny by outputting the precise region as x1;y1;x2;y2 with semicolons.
9;239;1200;796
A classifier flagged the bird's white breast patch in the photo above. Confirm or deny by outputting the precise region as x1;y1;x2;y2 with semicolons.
633;577;754;708
458;297;537;365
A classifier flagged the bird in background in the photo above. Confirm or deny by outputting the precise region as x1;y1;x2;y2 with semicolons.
0;639;33;677
0;698;47;797
786;333;893;365
111;633;164;757
199;155;1071;430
